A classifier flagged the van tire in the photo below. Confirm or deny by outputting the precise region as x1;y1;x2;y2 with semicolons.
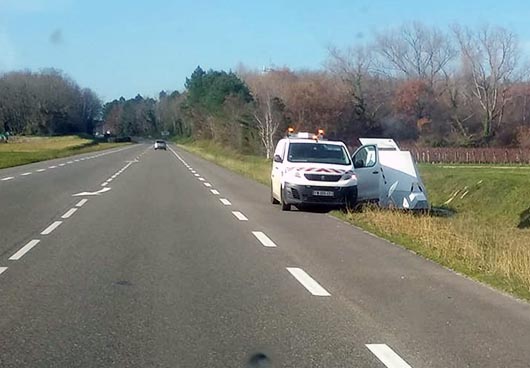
345;187;358;211
271;185;279;204
280;186;291;211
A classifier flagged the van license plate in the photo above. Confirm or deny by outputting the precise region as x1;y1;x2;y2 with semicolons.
313;190;334;197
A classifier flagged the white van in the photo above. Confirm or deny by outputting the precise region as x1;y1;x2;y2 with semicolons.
270;132;357;211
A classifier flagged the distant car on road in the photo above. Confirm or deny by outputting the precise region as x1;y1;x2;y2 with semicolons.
154;140;167;150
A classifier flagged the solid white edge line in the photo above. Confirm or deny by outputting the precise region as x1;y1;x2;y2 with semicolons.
61;208;78;219
286;267;331;296
204;183;212;187
366;344;412;368
232;211;248;221
41;221;62;235
210;189;220;195
75;199;88;207
9;239;41;260
1;176;14;181
0;267;7;275
252;231;277;248
219;198;232;205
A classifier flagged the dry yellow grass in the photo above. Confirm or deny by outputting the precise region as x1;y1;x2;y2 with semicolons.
344;208;530;299
0;136;128;168
0;136;93;152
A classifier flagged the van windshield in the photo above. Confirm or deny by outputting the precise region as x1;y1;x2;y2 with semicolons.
287;143;351;165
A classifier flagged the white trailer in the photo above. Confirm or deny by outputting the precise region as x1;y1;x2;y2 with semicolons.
351;138;429;210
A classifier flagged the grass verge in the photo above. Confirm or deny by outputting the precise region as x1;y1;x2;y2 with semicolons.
178;139;530;301
0;136;129;169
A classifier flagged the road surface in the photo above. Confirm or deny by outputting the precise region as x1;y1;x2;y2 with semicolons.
1;143;529;367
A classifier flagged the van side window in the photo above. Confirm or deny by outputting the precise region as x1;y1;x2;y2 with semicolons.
353;146;377;168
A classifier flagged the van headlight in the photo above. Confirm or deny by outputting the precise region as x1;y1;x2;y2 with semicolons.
341;171;355;181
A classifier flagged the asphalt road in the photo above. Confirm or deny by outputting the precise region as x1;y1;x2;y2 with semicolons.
1;143;530;367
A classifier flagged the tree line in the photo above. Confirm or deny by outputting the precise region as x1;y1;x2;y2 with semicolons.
103;22;530;157
3;21;530;157
0;69;101;136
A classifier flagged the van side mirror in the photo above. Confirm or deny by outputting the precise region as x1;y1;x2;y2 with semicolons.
273;155;283;163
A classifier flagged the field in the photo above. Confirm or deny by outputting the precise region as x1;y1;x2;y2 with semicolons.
179;140;530;300
0;136;128;169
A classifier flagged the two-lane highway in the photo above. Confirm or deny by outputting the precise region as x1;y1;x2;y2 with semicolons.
1;143;530;367
0;144;144;258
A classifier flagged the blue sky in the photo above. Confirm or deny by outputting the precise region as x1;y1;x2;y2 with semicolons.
1;0;529;101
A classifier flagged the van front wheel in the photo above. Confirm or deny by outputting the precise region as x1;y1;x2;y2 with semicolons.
271;185;279;204
280;186;291;211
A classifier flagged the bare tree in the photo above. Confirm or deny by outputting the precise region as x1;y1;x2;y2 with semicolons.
243;70;288;158
453;24;523;141
442;73;475;143
375;22;456;86
326;45;388;131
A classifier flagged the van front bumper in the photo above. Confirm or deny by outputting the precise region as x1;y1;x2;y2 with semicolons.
284;182;357;206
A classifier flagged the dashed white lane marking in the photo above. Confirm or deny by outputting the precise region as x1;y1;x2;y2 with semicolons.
21;172;32;176
198;178;205;181
0;267;7;276
101;182;108;187
61;208;78;219
59;163;65;167
232;211;248;221
9;239;40;260
366;344;412;368
211;189;220;195
219;198;232;205
1;177;14;181
194;174;200;177
252;231;277;248
49;165;57;169
75;199;88;207
41;221;62;235
36;169;46;172
286;267;331;296
204;182;212;187
67;161;73;164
